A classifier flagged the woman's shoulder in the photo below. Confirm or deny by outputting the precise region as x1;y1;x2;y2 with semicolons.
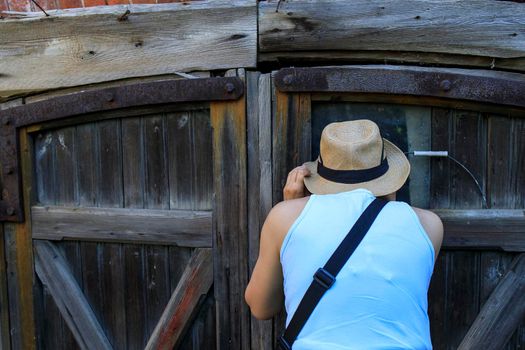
266;196;312;246
410;206;444;258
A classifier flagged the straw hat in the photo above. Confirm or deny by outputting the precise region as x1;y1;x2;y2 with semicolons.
303;120;410;196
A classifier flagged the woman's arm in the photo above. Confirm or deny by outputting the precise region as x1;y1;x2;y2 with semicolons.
245;165;311;319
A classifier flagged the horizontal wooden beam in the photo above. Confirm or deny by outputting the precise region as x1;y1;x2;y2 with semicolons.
259;51;525;73
34;241;112;350
458;254;525;350
274;66;525;109
31;206;212;247
435;209;525;251
0;0;256;100
259;1;525;59
145;248;213;350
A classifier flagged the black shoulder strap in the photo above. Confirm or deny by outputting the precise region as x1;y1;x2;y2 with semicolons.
278;198;388;350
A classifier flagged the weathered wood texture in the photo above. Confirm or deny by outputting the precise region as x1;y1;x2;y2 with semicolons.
34;241;112;350
435;210;525;251
145;248;213;350
259;51;525;73
32;206;212;247
0;225;11;350
271;89;312;347
273;86;525;349
246;72;274;349
272;91;311;204
0;0;256;100
259;0;525;70
429;109;525;349
211;89;250;349
458;254;525;350
31;107;216;349
2;128;36;349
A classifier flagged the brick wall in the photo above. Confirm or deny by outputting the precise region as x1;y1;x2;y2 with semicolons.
1;0;186;13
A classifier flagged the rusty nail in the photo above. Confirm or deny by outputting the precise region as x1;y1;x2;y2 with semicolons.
440;80;451;92
106;94;114;102
283;74;294;85
6;207;14;216
225;83;235;93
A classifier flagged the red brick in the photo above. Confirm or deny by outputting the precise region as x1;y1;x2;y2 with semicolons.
7;0;32;11
0;0;8;12
106;0;128;5
83;0;104;7
130;0;155;4
57;0;82;8
32;0;58;10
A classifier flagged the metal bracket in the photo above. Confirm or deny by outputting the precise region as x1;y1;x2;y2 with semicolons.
274;65;525;108
0;77;244;222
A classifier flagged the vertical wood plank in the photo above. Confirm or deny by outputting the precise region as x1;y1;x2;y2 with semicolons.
190;109;214;211
5;129;36;349
446;251;481;349
54;126;81;349
122;117;145;209
34;131;56;205
97;119;123;208
0;225;11;350
428;253;447;350
246;71;274;350
143;114;171;340
272;89;311;346
429;108;488;350
272;91;311;204
123;243;147;350
246;70;262;274
54;127;77;206
430;108;451;209
450;111;487;209
211;94;249;350
34;128;69;346
76;123;97;207
121;117;148;349
487;115;525;209
486;115;525;348
75;122;106;345
167;105;214;348
143;115;169;209
96;119;126;349
42;287;63;350
167;111;194;210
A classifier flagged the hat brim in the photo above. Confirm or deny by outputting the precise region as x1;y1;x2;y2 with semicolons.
303;139;410;197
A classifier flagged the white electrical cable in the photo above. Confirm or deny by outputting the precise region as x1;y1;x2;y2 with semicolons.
406;150;488;209
413;151;448;157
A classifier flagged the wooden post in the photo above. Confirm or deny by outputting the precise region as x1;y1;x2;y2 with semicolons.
211;76;250;349
3;129;36;349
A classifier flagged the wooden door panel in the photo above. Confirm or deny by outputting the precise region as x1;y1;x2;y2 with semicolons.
31;107;216;349
271;66;525;350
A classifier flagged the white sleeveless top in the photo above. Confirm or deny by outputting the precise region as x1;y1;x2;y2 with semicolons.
280;189;435;349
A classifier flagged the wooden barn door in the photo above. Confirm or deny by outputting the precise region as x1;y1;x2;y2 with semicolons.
0;76;248;349
263;66;525;350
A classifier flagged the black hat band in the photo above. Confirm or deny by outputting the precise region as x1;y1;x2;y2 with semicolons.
317;156;389;184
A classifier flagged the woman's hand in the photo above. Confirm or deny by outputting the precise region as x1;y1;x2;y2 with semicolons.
283;165;311;200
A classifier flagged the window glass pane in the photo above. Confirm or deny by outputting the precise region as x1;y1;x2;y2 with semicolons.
311;102;431;207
